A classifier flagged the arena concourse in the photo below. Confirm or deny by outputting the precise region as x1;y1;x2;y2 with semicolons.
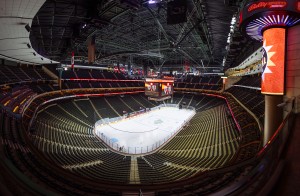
0;0;299;195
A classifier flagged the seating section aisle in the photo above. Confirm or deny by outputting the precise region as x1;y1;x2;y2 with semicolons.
0;89;262;194
0;108;256;195
137;104;240;183
225;94;261;162
31;109;131;183
28;95;159;183
234;75;261;88
0;86;37;114
164;93;225;111
27;94;240;185
59;69;144;89
0;65;53;84
175;76;222;91
0;63;224;93
227;87;264;123
0;110;123;195
29;83;59;93
0;64;143;90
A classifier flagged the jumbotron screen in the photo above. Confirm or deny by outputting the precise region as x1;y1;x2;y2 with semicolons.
161;82;173;96
261;28;285;95
145;78;174;98
145;82;160;97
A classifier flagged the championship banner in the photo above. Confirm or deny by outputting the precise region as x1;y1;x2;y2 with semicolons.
71;52;75;69
261;28;285;95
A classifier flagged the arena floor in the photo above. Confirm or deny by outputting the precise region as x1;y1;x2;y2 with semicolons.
94;106;196;154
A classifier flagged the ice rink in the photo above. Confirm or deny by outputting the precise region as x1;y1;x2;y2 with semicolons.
94;106;195;154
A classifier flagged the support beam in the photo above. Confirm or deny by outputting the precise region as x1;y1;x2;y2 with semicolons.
88;35;95;64
147;7;170;43
178;49;201;68
175;19;203;47
264;95;283;145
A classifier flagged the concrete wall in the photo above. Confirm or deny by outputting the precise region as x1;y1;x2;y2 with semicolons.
285;24;300;114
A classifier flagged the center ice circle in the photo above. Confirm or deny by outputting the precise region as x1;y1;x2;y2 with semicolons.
154;119;163;124
94;105;196;154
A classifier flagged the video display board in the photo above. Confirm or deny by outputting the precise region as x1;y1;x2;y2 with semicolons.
261;28;285;95
145;82;160;97
161;82;173;96
145;78;174;98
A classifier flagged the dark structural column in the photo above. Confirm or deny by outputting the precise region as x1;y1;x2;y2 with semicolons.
58;68;63;90
143;64;148;77
264;95;283;145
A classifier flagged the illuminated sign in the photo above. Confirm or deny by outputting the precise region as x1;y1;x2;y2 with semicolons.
240;0;300;41
245;14;299;41
145;82;159;97
163;76;175;80
261;28;285;95
147;83;157;91
239;12;243;27
161;83;173;96
222;78;227;85
248;1;287;12
114;66;119;73
145;78;174;98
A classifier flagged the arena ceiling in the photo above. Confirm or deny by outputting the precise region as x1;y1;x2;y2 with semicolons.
0;0;57;64
27;0;252;71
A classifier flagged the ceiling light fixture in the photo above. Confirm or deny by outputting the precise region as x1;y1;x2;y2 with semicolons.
246;14;300;41
25;24;31;32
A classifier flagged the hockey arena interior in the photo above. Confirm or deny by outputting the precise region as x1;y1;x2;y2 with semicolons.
0;0;300;195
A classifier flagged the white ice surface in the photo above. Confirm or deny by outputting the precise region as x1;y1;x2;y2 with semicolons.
95;107;195;154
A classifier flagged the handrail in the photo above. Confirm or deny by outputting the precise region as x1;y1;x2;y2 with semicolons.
232;84;261;90
21;87;144;117
223;91;263;133
63;78;144;82
174;89;244;133
204;97;297;195
25;90;145;129
0;79;57;88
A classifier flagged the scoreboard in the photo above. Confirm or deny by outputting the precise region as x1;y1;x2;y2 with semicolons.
145;78;174;101
145;82;160;97
161;82;173;96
